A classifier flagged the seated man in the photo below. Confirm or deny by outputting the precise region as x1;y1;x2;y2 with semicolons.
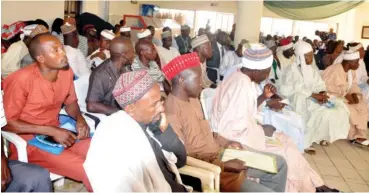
61;22;90;78
322;49;369;147
155;31;180;67
84;70;188;192
119;26;131;39
220;39;247;78
163;53;288;192
210;43;339;192
276;38;295;70
86;37;135;115
86;29;115;69
1;95;52;192
2;33;92;191
279;41;350;153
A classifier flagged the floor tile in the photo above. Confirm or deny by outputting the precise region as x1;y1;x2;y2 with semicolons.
337;167;367;184
324;179;351;192
317;165;341;177
347;182;369;192
358;169;369;182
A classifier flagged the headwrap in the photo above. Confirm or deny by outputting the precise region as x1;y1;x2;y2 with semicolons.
181;25;190;30
191;34;209;49
294;40;314;86
343;50;360;61
162;52;201;80
113;70;155;108
82;24;96;34
161;31;172;39
20;24;38;40
239;43;273;70
279;38;293;51
100;29;115;40
348;43;363;52
29;25;49;38
137;29;151;39
61;22;76;35
119;27;131;32
1;21;25;40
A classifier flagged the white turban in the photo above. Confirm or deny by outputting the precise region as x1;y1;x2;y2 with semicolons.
294;40;315;86
137;29;151;39
100;29;115;40
120;27;131;32
239;43;273;70
343;50;360;61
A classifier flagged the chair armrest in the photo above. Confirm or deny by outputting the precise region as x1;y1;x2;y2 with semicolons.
206;67;221;84
179;165;216;192
186;156;221;191
1;131;28;162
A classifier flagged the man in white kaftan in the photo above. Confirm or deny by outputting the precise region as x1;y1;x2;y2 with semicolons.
86;29;115;69
278;41;350;150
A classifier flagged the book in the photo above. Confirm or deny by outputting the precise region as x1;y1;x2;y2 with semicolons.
221;149;278;174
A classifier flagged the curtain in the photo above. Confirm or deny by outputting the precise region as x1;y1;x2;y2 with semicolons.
264;1;364;20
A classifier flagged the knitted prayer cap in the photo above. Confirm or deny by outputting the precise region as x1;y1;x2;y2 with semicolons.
240;43;273;70
161;31;171;39
100;29;115;40
113;70;155;108
29;25;49;38
191;34;210;49
279;38;293;51
61;22;76;35
162;52;201;80
137;29;151;39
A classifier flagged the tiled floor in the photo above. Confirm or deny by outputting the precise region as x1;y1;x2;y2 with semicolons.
55;137;369;192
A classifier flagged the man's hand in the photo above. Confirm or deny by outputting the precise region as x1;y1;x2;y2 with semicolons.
1;156;11;192
266;99;285;111
223;159;248;173
352;93;360;104
262;125;276;137
312;93;329;104
76;116;90;140
51;127;77;148
345;94;358;104
263;83;277;99
159;112;168;132
226;141;243;150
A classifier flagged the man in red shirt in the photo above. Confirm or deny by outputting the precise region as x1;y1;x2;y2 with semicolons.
2;33;92;191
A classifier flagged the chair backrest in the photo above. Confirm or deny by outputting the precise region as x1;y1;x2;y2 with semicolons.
200;88;216;121
73;74;90;111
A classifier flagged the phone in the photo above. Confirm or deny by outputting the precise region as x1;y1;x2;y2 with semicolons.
43;130;78;144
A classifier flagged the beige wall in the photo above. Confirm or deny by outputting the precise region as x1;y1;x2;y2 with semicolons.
354;2;369;47
1;1;64;27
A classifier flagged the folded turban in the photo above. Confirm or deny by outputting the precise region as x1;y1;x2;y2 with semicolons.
343;50;360;61
181;25;190;30
239;43;273;70
161;31;171;39
348;43;363;52
61;22;76;35
22;24;38;36
294;40;312;56
119;27;131;32
279;38;293;51
1;21;25;40
137;29;151;39
162;52;201;80
191;34;209;49
100;29;115;40
29;25;49;38
113;70;155;108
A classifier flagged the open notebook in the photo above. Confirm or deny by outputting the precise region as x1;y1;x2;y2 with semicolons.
221;149;278;174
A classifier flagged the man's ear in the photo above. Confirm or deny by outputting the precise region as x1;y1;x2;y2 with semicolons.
124;104;135;117
35;55;45;64
178;76;185;87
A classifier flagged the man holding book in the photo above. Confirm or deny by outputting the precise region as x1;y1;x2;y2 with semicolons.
163;52;288;192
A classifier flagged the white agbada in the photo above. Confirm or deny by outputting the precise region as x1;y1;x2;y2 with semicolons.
156;46;180;67
276;48;295;70
84;111;172;192
64;45;91;78
279;41;350;148
257;81;305;152
220;50;242;76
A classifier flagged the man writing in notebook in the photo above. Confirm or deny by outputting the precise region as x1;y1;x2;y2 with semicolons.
163;53;288;192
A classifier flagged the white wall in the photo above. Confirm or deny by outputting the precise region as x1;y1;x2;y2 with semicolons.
354;2;369;48
1;1;64;27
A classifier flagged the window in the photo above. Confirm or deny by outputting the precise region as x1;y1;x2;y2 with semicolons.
64;1;82;18
154;8;195;28
260;17;293;37
195;11;234;34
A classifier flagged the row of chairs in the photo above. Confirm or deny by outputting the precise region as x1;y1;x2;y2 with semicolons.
1;74;220;192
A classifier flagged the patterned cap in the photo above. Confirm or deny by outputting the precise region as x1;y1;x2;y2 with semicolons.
61;22;76;35
29;25;49;38
113;70;155;108
191;34;210;49
162;52;201;80
240;43;273;70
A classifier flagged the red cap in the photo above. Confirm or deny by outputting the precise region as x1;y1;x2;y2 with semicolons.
162;52;201;80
